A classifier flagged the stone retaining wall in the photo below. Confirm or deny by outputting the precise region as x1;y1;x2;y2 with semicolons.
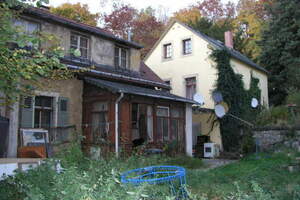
253;129;300;151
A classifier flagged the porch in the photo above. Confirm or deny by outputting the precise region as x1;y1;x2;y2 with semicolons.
82;77;195;157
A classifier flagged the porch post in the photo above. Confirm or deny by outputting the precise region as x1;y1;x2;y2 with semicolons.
7;101;19;158
115;92;124;157
185;104;193;157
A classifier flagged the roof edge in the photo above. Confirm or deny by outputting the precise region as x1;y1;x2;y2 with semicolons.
22;7;143;49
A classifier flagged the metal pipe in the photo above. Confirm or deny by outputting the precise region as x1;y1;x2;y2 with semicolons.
115;92;124;157
227;114;254;127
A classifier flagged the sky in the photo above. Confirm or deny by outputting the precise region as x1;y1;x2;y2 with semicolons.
48;0;239;16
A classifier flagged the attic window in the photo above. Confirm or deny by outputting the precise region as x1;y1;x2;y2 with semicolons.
70;33;89;59
115;46;129;69
183;39;192;55
163;43;172;59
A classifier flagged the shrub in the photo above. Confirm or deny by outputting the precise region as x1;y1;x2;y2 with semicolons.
225;182;275;200
256;106;289;126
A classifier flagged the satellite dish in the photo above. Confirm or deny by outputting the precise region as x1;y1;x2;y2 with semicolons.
193;93;205;105
214;104;226;118
212;91;223;103
251;98;259;108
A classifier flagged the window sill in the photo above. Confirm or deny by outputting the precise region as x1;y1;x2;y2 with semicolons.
182;53;193;57
162;57;173;62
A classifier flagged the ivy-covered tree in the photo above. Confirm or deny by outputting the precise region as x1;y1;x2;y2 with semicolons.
259;0;300;106
0;0;71;105
211;49;261;152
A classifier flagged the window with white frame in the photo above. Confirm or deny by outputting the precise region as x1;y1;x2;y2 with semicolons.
20;95;69;129
163;43;172;59
34;96;53;129
70;33;89;58
183;38;192;55
115;46;129;69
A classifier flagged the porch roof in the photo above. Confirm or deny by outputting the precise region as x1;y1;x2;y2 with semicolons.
84;77;197;104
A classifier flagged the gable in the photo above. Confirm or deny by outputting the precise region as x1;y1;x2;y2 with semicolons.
145;20;267;75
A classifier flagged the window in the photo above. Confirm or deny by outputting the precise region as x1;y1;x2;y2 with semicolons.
131;103;139;129
13;19;39;47
13;19;39;36
156;106;169;141
34;96;53;129
20;95;69;129
170;108;184;142
70;33;89;58
185;77;196;99
163;43;172;59
183;39;192;55
115;46;129;69
91;102;108;142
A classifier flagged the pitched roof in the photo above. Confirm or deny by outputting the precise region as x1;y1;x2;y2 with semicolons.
84;77;196;104
139;62;166;85
22;7;143;49
63;58;170;90
145;20;268;74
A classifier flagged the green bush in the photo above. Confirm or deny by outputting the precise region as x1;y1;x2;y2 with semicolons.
256;106;289;126
286;91;300;105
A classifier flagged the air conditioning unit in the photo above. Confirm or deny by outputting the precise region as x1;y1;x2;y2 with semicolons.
204;143;220;158
20;129;49;146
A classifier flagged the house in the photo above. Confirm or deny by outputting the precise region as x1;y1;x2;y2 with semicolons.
144;20;269;150
1;8;195;158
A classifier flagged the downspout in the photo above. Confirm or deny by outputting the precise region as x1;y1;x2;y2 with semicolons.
115;92;124;157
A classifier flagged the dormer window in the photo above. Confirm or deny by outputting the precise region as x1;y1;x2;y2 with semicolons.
163;43;172;59
70;33;89;59
13;19;40;48
13;19;40;36
115;46;129;69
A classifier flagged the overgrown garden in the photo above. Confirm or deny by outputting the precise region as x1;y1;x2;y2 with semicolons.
0;144;299;200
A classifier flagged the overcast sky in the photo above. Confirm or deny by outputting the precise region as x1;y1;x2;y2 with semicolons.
48;0;239;16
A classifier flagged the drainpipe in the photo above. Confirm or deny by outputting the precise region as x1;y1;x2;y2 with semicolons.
115;92;124;157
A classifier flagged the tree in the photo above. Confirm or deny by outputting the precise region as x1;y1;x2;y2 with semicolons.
103;4;164;58
0;0;71;105
196;0;236;21
173;7;202;24
50;3;100;26
132;8;165;58
102;3;137;39
259;0;300;106
189;17;234;42
233;0;268;61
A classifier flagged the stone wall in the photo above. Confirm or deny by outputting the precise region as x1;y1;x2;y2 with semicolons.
253;128;300;151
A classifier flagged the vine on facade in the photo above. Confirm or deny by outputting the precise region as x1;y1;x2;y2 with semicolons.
210;48;261;152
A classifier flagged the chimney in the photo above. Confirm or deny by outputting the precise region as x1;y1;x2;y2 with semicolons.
224;31;234;49
127;29;132;41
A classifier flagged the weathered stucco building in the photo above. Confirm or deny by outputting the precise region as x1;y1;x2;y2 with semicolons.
1;7;195;158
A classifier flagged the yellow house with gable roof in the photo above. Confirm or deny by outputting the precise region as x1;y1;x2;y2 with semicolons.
145;20;268;151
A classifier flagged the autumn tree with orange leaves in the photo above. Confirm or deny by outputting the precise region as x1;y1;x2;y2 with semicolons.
103;4;165;58
50;3;100;26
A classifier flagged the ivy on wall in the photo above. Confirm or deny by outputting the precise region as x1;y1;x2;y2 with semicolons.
210;48;261;152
